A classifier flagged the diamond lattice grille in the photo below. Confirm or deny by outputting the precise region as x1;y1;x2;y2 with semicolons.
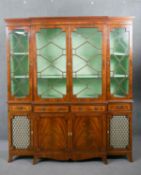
72;28;102;98
110;116;129;149
10;30;29;97
36;29;66;98
12;116;30;149
110;28;129;97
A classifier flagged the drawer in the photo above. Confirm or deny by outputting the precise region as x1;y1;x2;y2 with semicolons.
71;105;106;112
9;105;32;112
34;106;69;113
108;103;132;111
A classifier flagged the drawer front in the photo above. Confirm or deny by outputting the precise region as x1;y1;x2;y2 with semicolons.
9;105;32;112
108;103;132;111
71;105;106;112
34;106;69;113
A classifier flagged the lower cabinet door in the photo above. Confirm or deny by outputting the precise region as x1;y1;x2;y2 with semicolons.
72;113;106;157
9;113;33;152
35;114;68;153
108;113;131;151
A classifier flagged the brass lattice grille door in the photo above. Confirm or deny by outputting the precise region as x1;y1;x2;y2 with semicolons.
110;27;131;98
9;29;30;99
71;27;104;100
11;116;31;149
109;115;129;149
35;28;67;100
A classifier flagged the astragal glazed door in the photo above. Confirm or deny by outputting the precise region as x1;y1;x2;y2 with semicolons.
108;25;132;99
70;25;106;102
33;26;69;102
7;27;32;101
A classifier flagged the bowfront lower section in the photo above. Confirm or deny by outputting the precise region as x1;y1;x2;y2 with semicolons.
8;103;132;163
33;105;107;163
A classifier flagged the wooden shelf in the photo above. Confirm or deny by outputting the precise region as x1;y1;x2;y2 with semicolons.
11;52;29;55
38;76;66;79
12;75;29;79
111;52;128;56
110;74;128;78
37;74;102;79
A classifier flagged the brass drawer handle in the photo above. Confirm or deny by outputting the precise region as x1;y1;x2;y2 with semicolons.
117;106;124;109
17;107;24;110
58;108;65;111
68;132;72;136
41;108;46;111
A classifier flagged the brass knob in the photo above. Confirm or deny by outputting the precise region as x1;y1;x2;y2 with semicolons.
68;132;72;136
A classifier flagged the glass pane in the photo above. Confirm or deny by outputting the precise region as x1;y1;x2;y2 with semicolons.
72;28;102;98
110;28;129;97
10;30;29;97
36;29;66;98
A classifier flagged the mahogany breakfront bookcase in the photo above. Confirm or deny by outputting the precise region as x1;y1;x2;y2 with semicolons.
5;16;133;164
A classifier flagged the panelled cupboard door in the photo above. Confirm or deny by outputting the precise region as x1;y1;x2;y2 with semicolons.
72;113;105;152
33;26;69;102
108;25;133;100
70;25;106;102
9;113;33;152
7;27;32;101
35;114;68;152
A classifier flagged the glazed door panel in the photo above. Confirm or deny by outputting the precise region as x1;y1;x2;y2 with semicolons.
71;25;106;101
72;113;105;152
34;27;69;102
108;25;132;99
36;114;68;152
7;27;32;101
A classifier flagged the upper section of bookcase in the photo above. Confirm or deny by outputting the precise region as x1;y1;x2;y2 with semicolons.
5;16;134;26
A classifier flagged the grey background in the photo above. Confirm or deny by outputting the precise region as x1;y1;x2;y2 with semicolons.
0;0;141;139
